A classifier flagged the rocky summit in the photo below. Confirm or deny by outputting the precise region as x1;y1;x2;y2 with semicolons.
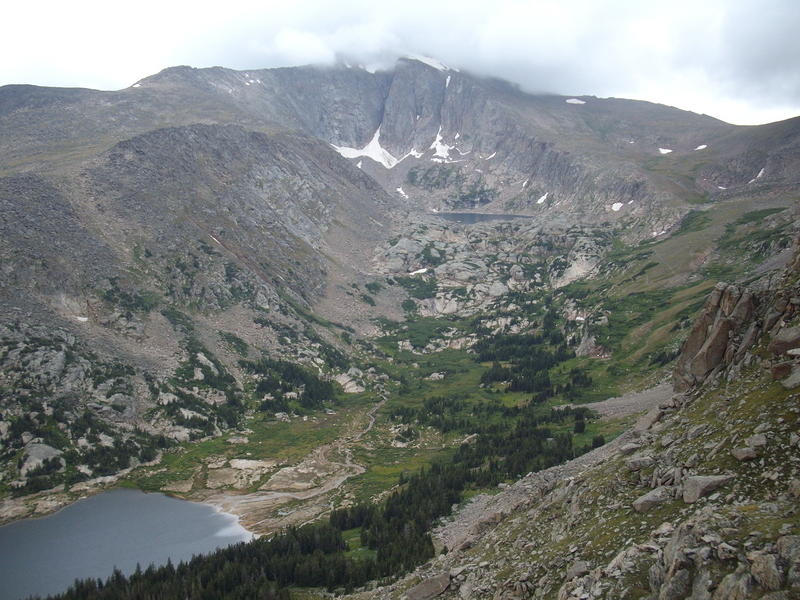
0;58;798;599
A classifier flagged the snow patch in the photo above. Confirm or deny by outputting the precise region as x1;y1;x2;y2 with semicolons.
565;98;586;105
132;83;141;88
658;148;673;155
331;127;400;169
611;202;624;211
484;152;496;160
537;192;548;205
748;168;765;184
694;144;708;150
445;75;451;88
396;187;408;199
522;179;529;188
454;132;460;140
717;185;726;190
408;267;428;275
356;160;362;169
403;148;424;159
209;234;222;245
430;126;455;160
75;316;88;323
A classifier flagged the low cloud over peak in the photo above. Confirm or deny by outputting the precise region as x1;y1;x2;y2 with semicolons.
2;0;798;125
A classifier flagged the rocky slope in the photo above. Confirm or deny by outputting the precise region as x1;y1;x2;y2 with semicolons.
0;122;397;495
356;239;800;600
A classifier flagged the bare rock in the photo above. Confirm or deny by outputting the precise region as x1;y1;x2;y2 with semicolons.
712;567;752;600
776;535;800;588
789;479;800;499
731;447;758;461
405;573;450;600
768;325;800;355
772;362;794;380
20;443;63;476
633;486;674;512
748;551;784;591
682;475;733;503
619;442;641;455
634;408;663;434
565;560;590;581
658;568;691;600
780;364;800;389
626;455;655;471
746;433;768;448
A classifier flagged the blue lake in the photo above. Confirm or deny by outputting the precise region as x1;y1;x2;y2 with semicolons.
0;488;252;600
431;212;533;224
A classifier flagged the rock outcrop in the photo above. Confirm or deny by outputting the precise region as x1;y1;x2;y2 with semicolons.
674;238;800;392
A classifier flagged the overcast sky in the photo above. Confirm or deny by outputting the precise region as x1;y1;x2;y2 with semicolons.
2;0;798;125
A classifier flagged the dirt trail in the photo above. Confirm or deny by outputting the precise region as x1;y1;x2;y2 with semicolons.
202;398;385;533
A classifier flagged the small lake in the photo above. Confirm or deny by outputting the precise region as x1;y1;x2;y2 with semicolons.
431;212;533;224
0;489;253;600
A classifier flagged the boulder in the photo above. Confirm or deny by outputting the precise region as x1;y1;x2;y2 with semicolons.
746;433;768;448
565;560;590;580
633;486;673;512
777;535;800;588
634;408;663;433
682;475;733;503
789;479;800;499
772;362;794;380
657;568;691;600
768;325;800;355
619;442;641;455
626;455;655;471
712;568;752;600
780;364;800;389
731;447;757;461
405;573;450;600
748;551;784;590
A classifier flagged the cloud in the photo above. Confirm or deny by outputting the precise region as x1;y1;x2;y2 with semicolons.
1;0;798;124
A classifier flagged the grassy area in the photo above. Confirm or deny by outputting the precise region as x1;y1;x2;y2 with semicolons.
123;398;369;493
350;441;455;503
342;527;377;560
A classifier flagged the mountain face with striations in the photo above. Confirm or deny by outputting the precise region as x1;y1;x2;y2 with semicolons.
1;57;799;598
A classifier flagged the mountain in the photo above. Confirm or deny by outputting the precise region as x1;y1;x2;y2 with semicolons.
0;58;798;599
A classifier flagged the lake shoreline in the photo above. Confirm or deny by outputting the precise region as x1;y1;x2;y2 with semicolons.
0;488;253;600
